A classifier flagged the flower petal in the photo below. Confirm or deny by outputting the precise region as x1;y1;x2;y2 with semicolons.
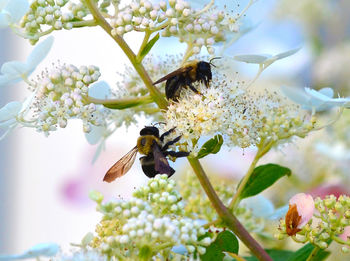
0;101;22;122
281;86;311;106
88;81;111;99
0;11;10;28
85;125;105;145
3;0;29;23
233;54;270;64
274;47;301;60
289;193;314;228
240;195;275;218
318;87;334;98
26;36;54;70
1;60;28;75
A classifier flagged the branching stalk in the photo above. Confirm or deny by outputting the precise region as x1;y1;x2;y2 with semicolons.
84;1;272;260
228;140;273;210
84;0;168;110
188;157;272;261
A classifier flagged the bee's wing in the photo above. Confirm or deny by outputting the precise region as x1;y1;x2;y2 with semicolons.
103;146;138;182
153;66;193;85
152;143;175;176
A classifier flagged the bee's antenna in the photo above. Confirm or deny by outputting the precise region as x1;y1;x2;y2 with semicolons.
209;57;222;67
152;122;166;127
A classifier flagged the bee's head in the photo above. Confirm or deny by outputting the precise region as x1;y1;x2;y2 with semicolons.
140;126;160;137
198;61;211;71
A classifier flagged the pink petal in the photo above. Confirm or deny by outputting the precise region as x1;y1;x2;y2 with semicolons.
289;193;315;228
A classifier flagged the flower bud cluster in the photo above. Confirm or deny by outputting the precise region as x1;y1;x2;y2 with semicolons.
90;175;213;259
277;195;350;252
133;174;184;215
164;75;317;154
110;0;237;54
20;0;88;44
32;63;104;135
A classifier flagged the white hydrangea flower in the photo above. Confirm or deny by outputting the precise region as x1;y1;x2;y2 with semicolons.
281;86;350;112
0;36;54;87
233;47;300;67
0;0;29;29
164;74;316;154
0;242;59;260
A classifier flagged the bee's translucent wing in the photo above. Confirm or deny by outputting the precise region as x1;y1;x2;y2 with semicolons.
153;66;193;85
152;143;175;177
103;146;138;182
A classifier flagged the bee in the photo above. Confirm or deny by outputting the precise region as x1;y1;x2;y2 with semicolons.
153;58;220;100
103;126;189;182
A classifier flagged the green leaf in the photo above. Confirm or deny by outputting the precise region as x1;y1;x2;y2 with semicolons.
287;243;330;261
240;164;291;200
201;231;238;261
139;33;160;61
243;249;294;261
197;135;224;159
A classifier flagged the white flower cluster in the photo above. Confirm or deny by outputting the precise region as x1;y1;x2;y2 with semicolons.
20;0;88;43
110;0;236;54
164;75;316;154
32;63;104;135
134;174;184;215
91;175;213;259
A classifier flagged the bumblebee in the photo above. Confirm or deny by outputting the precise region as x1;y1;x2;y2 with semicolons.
153;58;219;100
103;126;189;182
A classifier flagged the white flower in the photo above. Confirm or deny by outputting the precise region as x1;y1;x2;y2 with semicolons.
0;36;54;87
233;47;300;67
0;242;59;260
0;0;29;29
281;86;350;112
0;94;33;140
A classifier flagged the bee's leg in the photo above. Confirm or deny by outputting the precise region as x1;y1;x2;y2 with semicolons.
162;135;181;150
185;78;201;95
160;127;176;141
164;150;190;158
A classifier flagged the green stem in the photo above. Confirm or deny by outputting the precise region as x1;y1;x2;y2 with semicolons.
85;95;153;109
305;246;323;261
84;0;168;110
228;140;273;210
188;157;272;261
71;19;97;27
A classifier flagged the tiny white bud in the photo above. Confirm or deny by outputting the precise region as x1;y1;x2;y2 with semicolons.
132;16;142;25
194;24;202;33
144;1;152;10
139;6;147;14
137;229;145;237
193;46;201;54
166;8;174;17
181;234;189;242
159;1;167;11
198;246;206;255
123;13;132;22
151;231;159;239
170;18;178;25
141;18;150;26
210;26;219;34
116;26;125;35
129;230;136;238
196;38;205;46
182;8;190;16
125;24;133;32
119;235;130;244
150;10;158;20
45;14;54;23
185;24;193;32
130;2;140;11
207;46;215;54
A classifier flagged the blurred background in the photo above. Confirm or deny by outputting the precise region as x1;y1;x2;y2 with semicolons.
1;0;350;258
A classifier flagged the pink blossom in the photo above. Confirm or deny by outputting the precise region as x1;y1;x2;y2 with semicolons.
285;193;315;236
339;226;350;242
